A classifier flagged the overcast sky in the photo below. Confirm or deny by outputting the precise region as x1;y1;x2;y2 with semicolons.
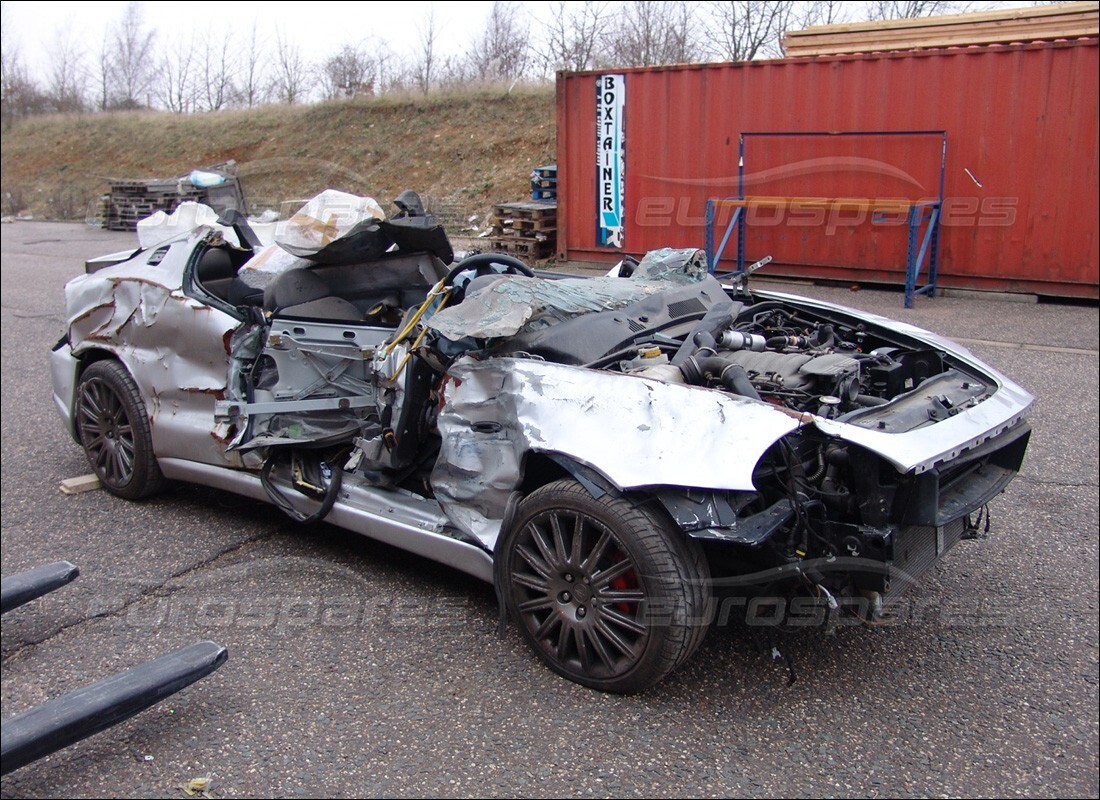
2;0;1042;85
1;0;502;80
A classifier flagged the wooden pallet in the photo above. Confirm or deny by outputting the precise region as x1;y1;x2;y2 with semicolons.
493;216;558;234
492;200;557;221
104;181;206;231
530;166;558;199
490;236;555;260
491;228;555;244
100;168;244;231
490;199;557;257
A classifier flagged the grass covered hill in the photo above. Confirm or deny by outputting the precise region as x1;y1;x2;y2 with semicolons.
0;86;556;230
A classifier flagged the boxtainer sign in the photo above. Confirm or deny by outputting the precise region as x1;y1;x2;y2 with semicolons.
597;74;625;248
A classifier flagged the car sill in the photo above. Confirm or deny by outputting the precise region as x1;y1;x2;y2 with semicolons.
157;458;494;582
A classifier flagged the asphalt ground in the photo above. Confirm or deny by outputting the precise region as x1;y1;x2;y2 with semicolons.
1;220;1097;798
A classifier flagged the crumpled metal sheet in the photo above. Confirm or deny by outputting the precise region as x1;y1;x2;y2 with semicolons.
225;322;266;448
430;357;804;548
66;256;225;394
68;276;174;344
65;236;242;467
427;275;670;340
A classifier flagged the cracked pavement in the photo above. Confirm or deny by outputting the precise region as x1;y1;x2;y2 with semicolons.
1;222;1097;798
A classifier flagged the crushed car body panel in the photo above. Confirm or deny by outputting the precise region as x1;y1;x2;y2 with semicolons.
62;230;243;468
431;356;804;547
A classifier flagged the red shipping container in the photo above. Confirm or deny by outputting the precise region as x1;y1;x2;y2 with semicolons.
556;39;1099;298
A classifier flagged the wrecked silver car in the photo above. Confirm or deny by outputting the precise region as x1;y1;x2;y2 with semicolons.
51;191;1033;693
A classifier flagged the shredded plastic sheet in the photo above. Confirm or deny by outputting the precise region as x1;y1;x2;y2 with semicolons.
274;189;386;257
426;249;709;340
235;244;312;294
426;276;668;340
137;201;281;249
137;202;239;248
632;247;709;282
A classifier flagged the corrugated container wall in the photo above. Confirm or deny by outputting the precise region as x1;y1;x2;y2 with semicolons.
557;39;1099;298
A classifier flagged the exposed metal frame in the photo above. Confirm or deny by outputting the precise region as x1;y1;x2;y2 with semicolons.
704;130;947;308
214;395;375;419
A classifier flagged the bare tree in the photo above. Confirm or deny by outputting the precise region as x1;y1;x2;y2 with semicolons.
0;40;21;128
2;35;48;127
467;1;531;83
541;0;607;73
774;1;858;56
320;44;376;100
413;7;438;94
436;52;475;90
93;30;113;112
108;2;157;108
704;0;793;61
159;33;196;113
665;0;697;64
602;1;698;68
237;24;268;108
868;1;966;20
800;0;854;27
46;24;88;112
373;41;401;93
199;30;235;111
272;29;312;104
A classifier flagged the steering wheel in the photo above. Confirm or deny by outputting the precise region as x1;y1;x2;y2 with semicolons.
443;253;536;302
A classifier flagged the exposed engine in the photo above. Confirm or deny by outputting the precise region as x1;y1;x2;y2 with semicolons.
610;295;991;424
480;269;995;426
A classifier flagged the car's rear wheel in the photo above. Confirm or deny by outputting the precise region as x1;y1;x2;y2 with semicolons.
75;360;164;500
499;479;711;694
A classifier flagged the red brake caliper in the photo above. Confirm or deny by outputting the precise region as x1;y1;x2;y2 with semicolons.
608;549;638;615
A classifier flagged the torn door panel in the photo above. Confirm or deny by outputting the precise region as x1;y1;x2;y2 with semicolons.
431;357;804;548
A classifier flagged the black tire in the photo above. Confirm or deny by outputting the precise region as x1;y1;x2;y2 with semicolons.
75;360;164;500
499;479;711;694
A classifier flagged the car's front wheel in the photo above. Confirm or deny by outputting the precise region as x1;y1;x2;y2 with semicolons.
75;360;164;500
499;479;711;693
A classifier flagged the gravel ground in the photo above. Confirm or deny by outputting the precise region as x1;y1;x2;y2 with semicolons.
1;221;1097;798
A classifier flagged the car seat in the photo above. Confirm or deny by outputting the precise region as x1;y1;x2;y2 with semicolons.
262;269;365;321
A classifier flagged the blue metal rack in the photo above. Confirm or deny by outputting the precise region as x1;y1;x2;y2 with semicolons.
704;130;947;308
